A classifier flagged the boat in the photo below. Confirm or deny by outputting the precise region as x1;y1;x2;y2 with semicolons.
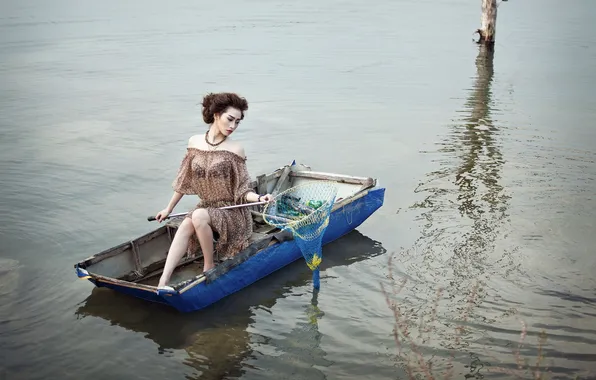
75;230;387;376
73;161;386;313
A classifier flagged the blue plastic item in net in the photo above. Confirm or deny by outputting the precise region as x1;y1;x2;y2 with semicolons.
262;181;338;289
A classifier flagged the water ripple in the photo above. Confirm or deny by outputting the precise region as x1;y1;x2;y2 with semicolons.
2;1;596;379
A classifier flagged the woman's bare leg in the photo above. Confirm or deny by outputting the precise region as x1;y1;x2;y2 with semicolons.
191;208;215;273
158;218;194;288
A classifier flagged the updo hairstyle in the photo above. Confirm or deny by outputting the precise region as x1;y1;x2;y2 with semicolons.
201;92;249;124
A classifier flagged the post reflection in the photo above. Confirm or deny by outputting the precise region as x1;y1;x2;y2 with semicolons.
404;42;515;339
454;43;507;220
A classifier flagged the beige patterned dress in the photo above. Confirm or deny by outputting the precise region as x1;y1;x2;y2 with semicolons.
171;147;253;260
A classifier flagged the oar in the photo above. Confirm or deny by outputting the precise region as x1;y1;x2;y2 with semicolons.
147;201;268;221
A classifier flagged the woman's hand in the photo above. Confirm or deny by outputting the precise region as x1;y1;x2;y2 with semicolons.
259;194;273;203
155;208;172;223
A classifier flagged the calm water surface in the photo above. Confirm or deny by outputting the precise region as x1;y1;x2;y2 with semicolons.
1;0;595;379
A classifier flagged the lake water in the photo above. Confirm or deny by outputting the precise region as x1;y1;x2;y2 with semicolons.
1;0;595;379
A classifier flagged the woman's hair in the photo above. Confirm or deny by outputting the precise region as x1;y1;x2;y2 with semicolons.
201;92;249;124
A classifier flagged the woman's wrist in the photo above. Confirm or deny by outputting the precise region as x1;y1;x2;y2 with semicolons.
247;192;259;203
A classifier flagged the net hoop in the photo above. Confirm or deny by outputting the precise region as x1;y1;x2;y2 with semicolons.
262;180;338;232
261;180;338;290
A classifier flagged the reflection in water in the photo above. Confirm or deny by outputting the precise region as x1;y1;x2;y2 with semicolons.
0;258;22;324
76;288;252;379
440;43;515;296
75;230;386;379
454;44;507;220
410;42;512;305
392;42;596;380
244;289;331;380
389;44;523;375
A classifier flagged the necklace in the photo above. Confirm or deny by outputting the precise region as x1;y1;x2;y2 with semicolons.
205;130;226;149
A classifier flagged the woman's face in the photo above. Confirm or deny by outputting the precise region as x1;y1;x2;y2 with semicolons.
215;107;243;137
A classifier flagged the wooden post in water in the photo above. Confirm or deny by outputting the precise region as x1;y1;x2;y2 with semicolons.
475;0;498;44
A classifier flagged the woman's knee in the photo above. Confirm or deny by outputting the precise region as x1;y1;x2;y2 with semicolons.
191;208;211;228
177;218;194;235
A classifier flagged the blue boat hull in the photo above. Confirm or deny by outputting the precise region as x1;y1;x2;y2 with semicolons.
80;187;385;312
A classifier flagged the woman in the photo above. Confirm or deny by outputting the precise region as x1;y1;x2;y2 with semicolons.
154;92;272;289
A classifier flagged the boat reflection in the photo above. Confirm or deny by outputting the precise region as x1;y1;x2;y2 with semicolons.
75;229;386;379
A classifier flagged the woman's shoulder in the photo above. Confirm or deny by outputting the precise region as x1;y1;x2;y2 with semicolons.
187;134;204;148
225;140;246;160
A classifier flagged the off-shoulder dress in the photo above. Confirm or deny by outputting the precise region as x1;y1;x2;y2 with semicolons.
171;148;253;260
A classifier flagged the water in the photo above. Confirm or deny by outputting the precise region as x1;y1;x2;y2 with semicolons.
1;0;595;379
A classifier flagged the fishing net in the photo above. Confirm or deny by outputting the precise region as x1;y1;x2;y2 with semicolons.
263;181;338;289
